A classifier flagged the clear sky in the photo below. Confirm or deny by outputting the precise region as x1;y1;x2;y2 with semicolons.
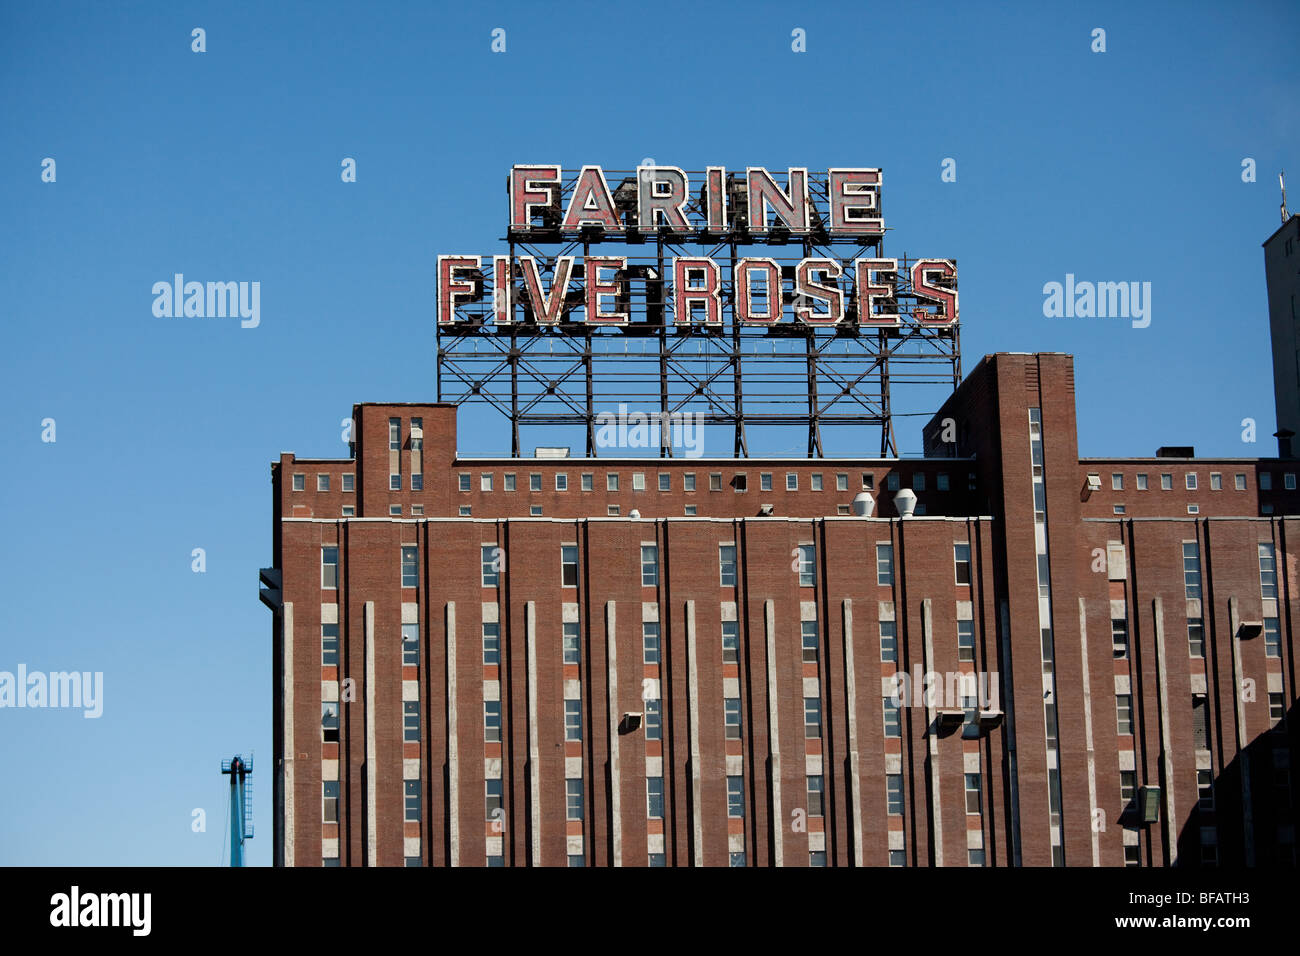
0;1;1296;866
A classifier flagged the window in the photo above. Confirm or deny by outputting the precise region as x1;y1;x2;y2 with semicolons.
1210;473;1222;490
811;473;823;491
459;473;471;492
410;504;423;516
405;779;420;823
709;473;722;492
606;505;619;516
801;620;819;664
724;698;742;739
809;851;827;867
1197;770;1214;811
1288;473;1297;490
401;545;418;588
403;700;420;743
760;473;773;492
876;544;894;586
658;473;670;491
641;544;658;586
1265;617;1281;658
1041;627;1054;665
389;418;401;451
1136;473;1147;490
486;779;503;820
1160;473;1172;490
481;545;500;587
957;619;975;662
566;779;584;821
1235;473;1247;490
482;622;500;665
913;473;926;492
342;506;355;517
315;473;330;493
1116;694;1133;736
607;473;619;491
1114;505;1126;515
937;473;949;491
648;853;666;866
1269;692;1286;725
721;621;739;663
581;473;593;492
647;777;664;818
322;703;339;743
561;546;578;587
564;700;582;741
1188;618;1205;658
504;473;516;492
292;473;305;492
642;622;660;664
886;774;904;815
968;849;985;867
719;544;737;586
731;473;747;492
729;851;746;867
684;505;697;516
402;623;418;666
410;473;422;491
389;504;402;516
1192;695;1210;749
807;775;824;816
484;701;501;743
1186;473;1197;490
883;697;901;737
644;698;661;740
880;620;897;663
726;776;744;817
888;849;906;867
321;547;339;589
1120;770;1137;803
1187;504;1199;515
965;773;982;815
1108;473;1122;491
836;473;848;491
480;473;493;492
529;473;542;492
1123;844;1140;867
563;622;579;665
804;697;821;739
323;780;339;824
1182;542;1201;600
1259;542;1278;599
322;624;339;666
1261;472;1273;491
954;543;971;585
460;506;472;516
786;473;798;491
683;473;696;492
796;544;815;587
1111;618;1128;659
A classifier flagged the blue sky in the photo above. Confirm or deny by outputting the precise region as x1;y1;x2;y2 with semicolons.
0;1;1296;865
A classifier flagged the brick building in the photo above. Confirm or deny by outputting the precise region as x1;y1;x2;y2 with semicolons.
260;351;1299;867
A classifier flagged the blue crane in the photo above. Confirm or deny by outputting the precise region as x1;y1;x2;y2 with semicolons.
220;754;254;867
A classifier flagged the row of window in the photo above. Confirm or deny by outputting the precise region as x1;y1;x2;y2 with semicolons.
292;473;355;492
1102;471;1261;492
458;471;954;494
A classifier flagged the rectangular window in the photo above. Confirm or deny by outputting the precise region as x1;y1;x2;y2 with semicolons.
482;622;500;665
1235;473;1247;490
1265;617;1281;658
641;544;658;586
561;545;578;587
1116;694;1133;736
389;504;402;516
606;473;619;492
721;620;739;663
1261;472;1273;491
1136;473;1148;490
1123;845;1140;867
964;773;982;815
709;473;722;491
644;698;661;741
1188;617;1205;658
719;544;737;587
323;780;339;823
1270;692;1286;724
648;853;666;867
402;622;418;666
876;543;894;586
804;697;822;739
1193;695;1211;749
388;418;401;451
796;544;815;587
1111;473;1123;491
1112;618;1129;659
1260;542;1278;599
1120;770;1137;803
342;505;356;517
458;473;470;492
957;619;975;662
401;546;418;588
880;620;898;663
786;473;798;491
807;775;824;816
607;505;619;516
642;621;660;665
292;474;305;492
410;505;423;516
480;473;493;492
724;698;742;739
683;473;696;492
968;849;985;867
730;851;746;867
837;473;848;491
726;776;744;817
1288;473;1297;490
801;620;819;665
684;505;697;516
889;849;906;867
760;473;773;492
937;473;949;491
913;473;926;492
410;473;422;491
460;505;472;516
1182;541;1202;600
633;472;646;492
486;779;503;820
658;473;670;491
403;700;420;743
322;623;339;666
563;621;579;665
1186;473;1198;490
811;473;823;491
504;473;516;492
481;545;499;587
340;473;355;492
484;701;501;743
529;473;542;492
564;700;582;741
886;773;904;815
405;779;420;823
566;779;584;821
317;474;330;492
1197;769;1214;811
1160;473;1172;490
555;473;568;491
810;850;827;867
883;697;901;737
322;702;339;743
321;547;339;589
581;473;593;491
1210;472;1222;490
954;542;972;584
647;777;664;818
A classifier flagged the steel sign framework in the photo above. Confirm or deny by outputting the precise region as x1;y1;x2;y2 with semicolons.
436;166;961;457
